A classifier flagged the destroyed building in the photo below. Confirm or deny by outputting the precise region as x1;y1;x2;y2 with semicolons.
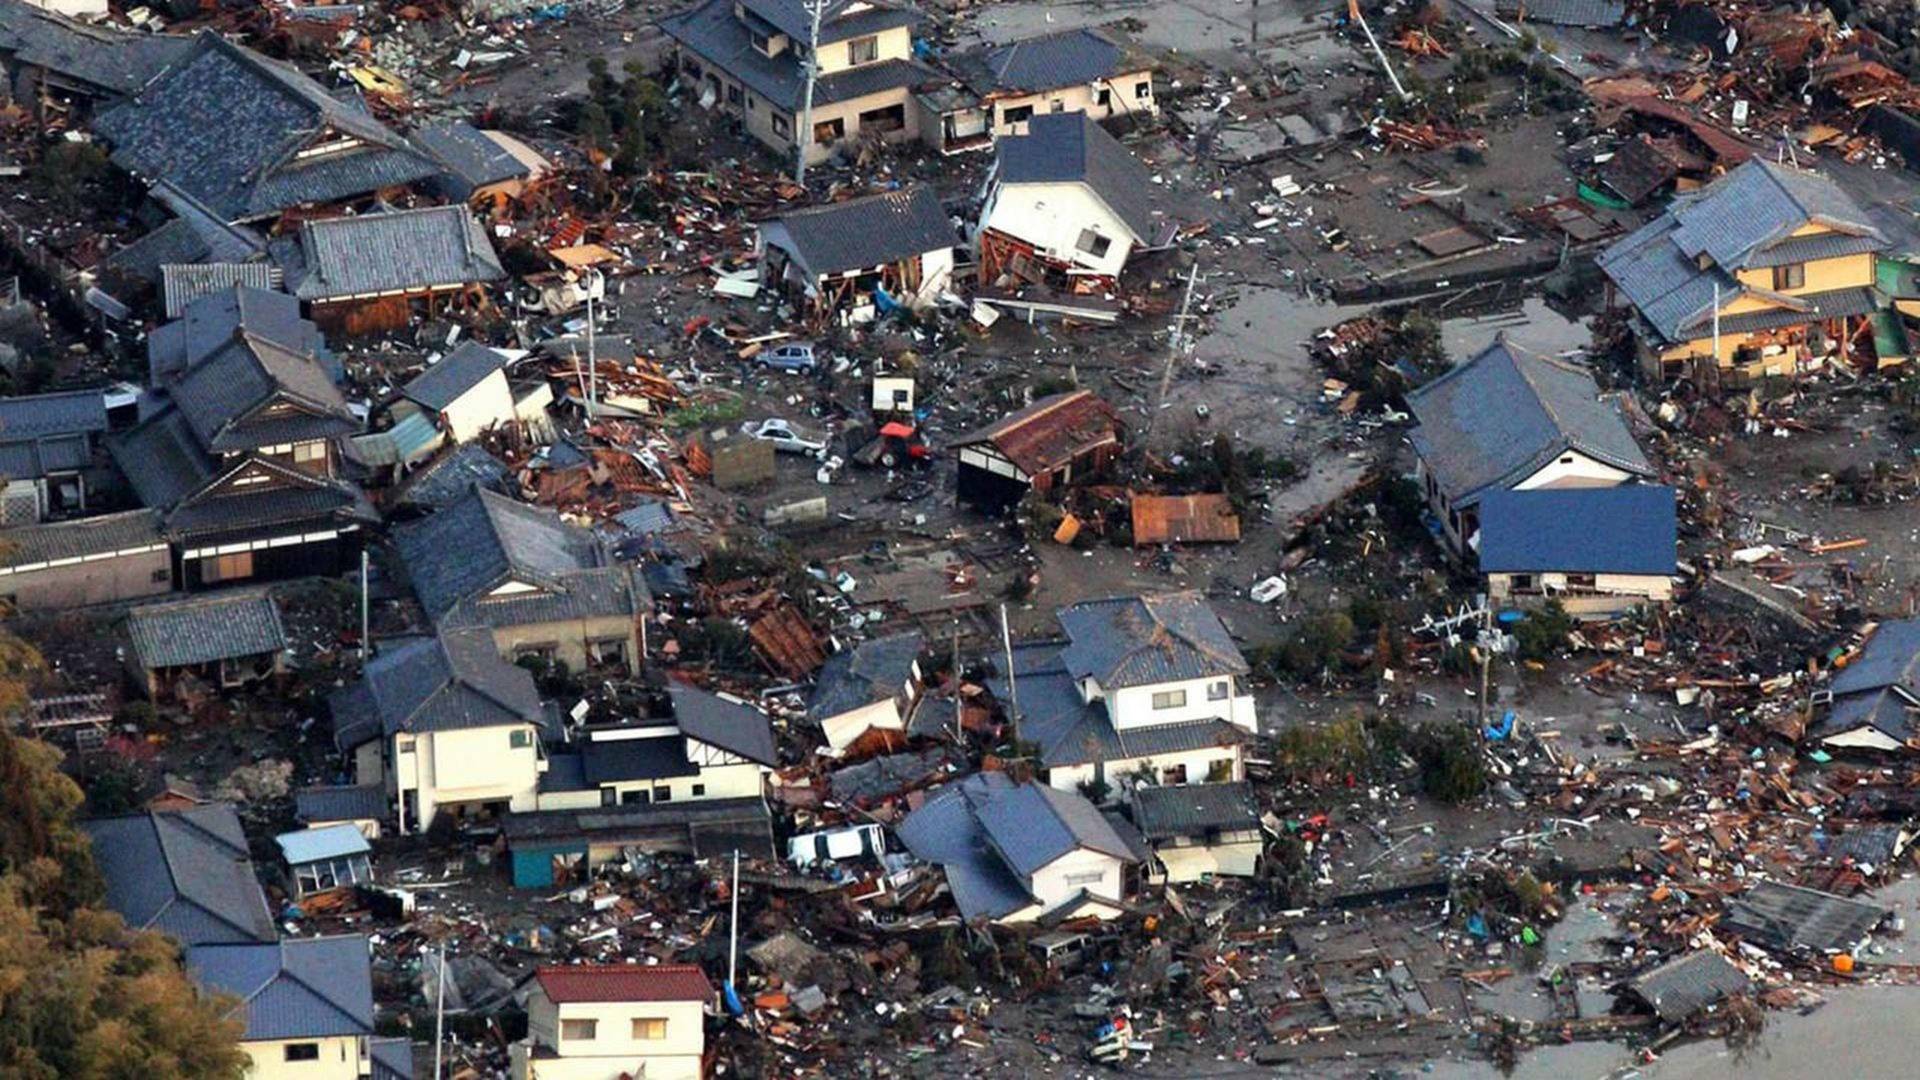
755;185;956;314
950;388;1122;511
1476;486;1678;617
927;26;1157;154
1812;618;1920;752
808;631;924;756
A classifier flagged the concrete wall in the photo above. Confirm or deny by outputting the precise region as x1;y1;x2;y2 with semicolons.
815;25;912;74
397;723;541;830
488;614;639;676
0;546;171;610
980;181;1135;277
536;759;766;812
514;988;704;1080
440;369;518;443
989;69;1157;133
238;1034;365;1080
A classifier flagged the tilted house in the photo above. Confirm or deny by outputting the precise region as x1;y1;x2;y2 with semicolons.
807;631;924;756
82;803;277;946
1812;618;1920;752
510;964;712;1080
924;26;1157;153
1127;780;1264;884
951;388;1122;511
1477;485;1678;618
188;935;410;1080
756;185;956;313
1405;337;1654;559
1597;158;1891;381
399;340;518;444
394;486;648;674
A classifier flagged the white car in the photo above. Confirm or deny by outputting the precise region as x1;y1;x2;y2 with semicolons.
741;418;826;456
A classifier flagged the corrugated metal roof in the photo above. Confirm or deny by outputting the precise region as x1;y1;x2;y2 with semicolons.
275;823;371;864
127;589;288;669
996;112;1161;243
294;784;387;824
1477;486;1677;576
535;963;712;1003
1131;493;1241;546
951;389;1121;476
760;185;953;279
1722;880;1887;953
285;205;506;301
161;262;280;318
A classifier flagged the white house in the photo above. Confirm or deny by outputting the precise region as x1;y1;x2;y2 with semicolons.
921;27;1157;153
1406;336;1655;558
756;185;955;313
975;111;1169;287
536;683;777;811
510;964;711;1080
330;629;548;834
187;935;412;1080
400;341;518;443
896;772;1139;924
807;632;924;755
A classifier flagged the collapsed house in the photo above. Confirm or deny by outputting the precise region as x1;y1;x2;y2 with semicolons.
1812;618;1920;752
950;388;1122;511
398;341;519;444
1476;486;1678;617
0;0;191;119
1127;780;1264;883
412;119;551;210
124;589;288;699
0;387;113;523
923;26;1157;154
807;631;924;756
755;185;956;314
275;205;507;335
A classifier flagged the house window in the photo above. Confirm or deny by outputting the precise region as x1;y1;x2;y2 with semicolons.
726;83;742;106
750;29;773;55
284;1043;320;1062
1135;80;1150;99
151;567;171;583
510;730;532;750
1567;572;1597;588
813;116;844;144
1208;680;1230;701
601;789;616;807
588;638;628;667
202;551;254;583
560;1019;598;1041
1162;762;1188;785
1063;870;1104;885
632;1018;668;1040
692;783;706;797
622;789;650;805
1150;689;1186;710
1206;758;1234;783
847;35;878;64
772;112;792;138
1050;99;1066;113
1003;104;1033;125
292;440;327;464
653;786;673;803
1097;87;1112;107
1076;229;1112;259
1772;263;1805;290
1510;574;1535;592
514;643;558;662
682;58;702;80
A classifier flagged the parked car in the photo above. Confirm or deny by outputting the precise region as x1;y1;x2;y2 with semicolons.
754;342;817;373
740;418;827;456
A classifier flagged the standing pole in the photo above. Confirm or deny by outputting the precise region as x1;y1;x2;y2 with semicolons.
585;289;598;416
951;621;963;745
999;604;1020;748
727;849;740;991
432;939;447;1079
359;549;370;662
795;0;826;185
1711;281;1721;368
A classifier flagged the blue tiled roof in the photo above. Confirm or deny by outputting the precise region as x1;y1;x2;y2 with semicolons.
188;935;375;1042
329;629;542;750
1477;486;1677;576
83;804;276;947
996;112;1160;242
952;27;1135;95
1056;592;1246;688
808;632;922;722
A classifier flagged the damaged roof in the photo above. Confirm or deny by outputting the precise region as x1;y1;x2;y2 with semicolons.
951;389;1121;476
758;186;953;280
330;630;543;751
952;27;1143;95
1131;493;1242;546
402;341;508;412
1815;618;1920;745
1057;592;1247;688
996;111;1162;243
0;0;192;96
1406;337;1653;506
188;935;375;1042
1628;950;1751;1023
1131;781;1260;841
281;205;506;302
83;804;276;946
126;589;288;670
1722;880;1888;953
1477;486;1677;576
809;632;923;722
669;683;778;766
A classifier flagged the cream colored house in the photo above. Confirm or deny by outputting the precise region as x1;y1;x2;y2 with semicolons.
662;0;935;167
1478;486;1677;619
187;936;411;1080
511;964;711;1080
807;631;923;756
1129;781;1264;884
921;26;1155;153
400;341;518;444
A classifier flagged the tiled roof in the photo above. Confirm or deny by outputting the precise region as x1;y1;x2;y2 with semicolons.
996;112;1161;243
166;466;375;538
1492;0;1624;26
1057;592;1247;688
402;341;507;412
0;0;192;96
993;641;1248;766
294;784;387;824
395;445;512;511
1406;337;1652;506
0;509;165;569
107;406;217;511
0;387;106;442
499;795;775;857
975;779;1136;874
951;389;1121;476
1477;486;1677;576
952;27;1137;95
1814;618;1920;743
170;333;356;453
1628;950;1750;1022
188;935;375;1041
1131;781;1259;840
736;0;918;45
282;205;506;302
149;285;325;385
535;963;712;1003
808;632;922;721
127;589;288;670
670;683;777;765
1701;286;1880;337
329;629;542;750
1722;880;1887;953
760;185;953;279
82;804;276;946
661;0;932;111
412;121;537;190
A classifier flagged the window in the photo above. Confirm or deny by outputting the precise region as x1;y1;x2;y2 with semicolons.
1772;263;1805;290
292;440;327;464
1063;870;1104;885
589;638;628;667
1161;762;1188;785
1135;80;1151;99
622;789;650;806
813;116;844;144
682;58;702;80
1567;572;1597;588
1150;689;1186;710
772;112;792;138
847;35;878;64
1003;104;1033;125
151;567;171;583
284;1043;320;1062
560;1019;598;1041
1075;229;1112;259
1208;680;1230;701
632;1018;668;1040
726;83;742;106
750;29;773;55
509;730;532;750
1097;87;1112;107
202;550;254;583
692;783;706;797
601;789;617;807
1206;758;1234;783
1509;574;1535;592
653;785;673;803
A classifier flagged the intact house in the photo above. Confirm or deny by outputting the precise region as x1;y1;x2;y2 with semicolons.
1127;780;1264;884
331;629;549;834
896;771;1140;924
82;802;277;946
395;486;648;674
975;111;1172;291
923;26;1157;154
109;289;373;590
1405;336;1655;560
1811;618;1920;752
510;964;712;1080
951;388;1122;511
1596;157;1894;383
991;592;1257;797
125;588;288;699
188;935;411;1080
1476;486;1678;618
0;387;114;523
275;205;507;335
0;508;170;611
276;823;374;901
807;631;924;756
399;340;517;443
660;0;936;167
756;185;956;315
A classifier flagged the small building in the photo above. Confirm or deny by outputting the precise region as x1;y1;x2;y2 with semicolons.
1406;337;1653;558
125;589;288;700
82;803;276;946
401;341;517;443
1811;618;1920;752
187;935;406;1080
503;797;776;888
413;120;550;210
975;111;1170;290
896;772;1138;924
925;27;1156;153
1131;492;1241;547
1128;781;1263;884
394;486;648;673
1477;486;1677;618
951;389;1122;511
279;205;507;334
510;964;712;1080
276;823;374;900
1625;950;1751;1025
0;508;170;611
0;387;112;523
756;186;955;314
808;632;924;756
294;783;388;840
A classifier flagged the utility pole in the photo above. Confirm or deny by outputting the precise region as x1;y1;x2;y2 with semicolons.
727;849;740;994
359;548;370;663
432;939;447;1079
951;621;963;745
998;604;1022;750
584;287;598;417
1145;260;1201;443
795;0;828;185
1348;0;1408;101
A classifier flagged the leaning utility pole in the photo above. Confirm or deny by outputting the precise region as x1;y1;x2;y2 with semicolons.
1347;0;1408;101
999;604;1020;748
1144;260;1201;444
795;0;828;185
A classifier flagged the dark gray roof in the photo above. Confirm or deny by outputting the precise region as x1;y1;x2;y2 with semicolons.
107;405;217;511
1492;0;1624;26
82;804;276;946
1814;619;1920;744
330;630;543;750
0;388;106;442
1131;781;1259;840
669;683;777;765
808;632;922;721
1477;486;1677;576
394;487;646;630
396;445;512;510
952;27;1139;95
161;263;280;319
93;32;438;222
1827;823;1905;867
736;0;919;46
828;744;964;804
577;737;700;786
127;589;288;670
0;0;192;96
1722;880;1887;953
993;640;1249;767
149;285;325;385
975;779;1136;874
759;186;953;279
1628;950;1750;1022
412;121;536;191
1406;337;1653;506
402;341;507;412
660;0;933;111
1707;286;1880;337
281;205;506;302
170;333;356;453
996;112;1160;242
188;935;375;1042
295;784;387;824
110;410;373;537
0;509;165;569
1057;592;1247;688
500;795;775;858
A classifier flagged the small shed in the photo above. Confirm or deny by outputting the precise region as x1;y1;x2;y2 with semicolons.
276;823;374;899
951;389;1122;511
294;784;388;840
400;341;516;443
125;590;288;700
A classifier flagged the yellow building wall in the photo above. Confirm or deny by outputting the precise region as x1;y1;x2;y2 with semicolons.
814;25;911;74
1731;252;1874;294
513;988;704;1080
238;1035;365;1080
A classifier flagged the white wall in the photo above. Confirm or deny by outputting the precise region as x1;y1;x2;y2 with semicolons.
980;181;1136;278
238;1034;365;1080
1513;451;1636;492
536;759;767;812
1025;846;1125;911
1107;676;1252;732
398;724;541;830
440;369;517;443
1046;743;1243;794
989;70;1158;133
821;698;903;753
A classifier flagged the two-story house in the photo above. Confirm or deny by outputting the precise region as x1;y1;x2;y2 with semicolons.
510;964;712;1080
1597;158;1892;382
922;26;1157;153
187;935;412;1080
330;629;549;833
807;631;924;756
0;388;115;524
661;0;935;166
994;592;1255;798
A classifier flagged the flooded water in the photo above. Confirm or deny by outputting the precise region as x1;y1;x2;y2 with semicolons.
1437;298;1591;361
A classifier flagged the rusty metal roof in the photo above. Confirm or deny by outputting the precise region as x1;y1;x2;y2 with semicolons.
1131;493;1241;546
952;389;1121;477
